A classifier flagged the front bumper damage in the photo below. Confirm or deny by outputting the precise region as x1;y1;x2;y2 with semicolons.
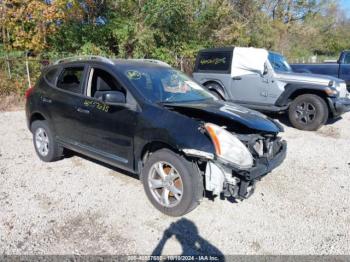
327;97;350;117
204;138;287;199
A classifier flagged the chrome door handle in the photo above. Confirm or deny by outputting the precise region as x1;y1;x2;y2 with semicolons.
77;107;90;114
41;97;52;103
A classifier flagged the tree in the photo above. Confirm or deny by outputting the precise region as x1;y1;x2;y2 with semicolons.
2;0;83;53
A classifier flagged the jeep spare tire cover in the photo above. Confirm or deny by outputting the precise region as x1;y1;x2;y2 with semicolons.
231;47;268;77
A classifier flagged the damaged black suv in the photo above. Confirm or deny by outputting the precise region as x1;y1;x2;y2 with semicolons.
25;56;287;216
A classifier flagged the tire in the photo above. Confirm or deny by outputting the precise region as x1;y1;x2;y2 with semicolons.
204;82;224;100
31;120;63;162
141;149;203;216
288;94;329;131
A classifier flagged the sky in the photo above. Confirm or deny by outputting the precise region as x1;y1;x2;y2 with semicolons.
340;0;350;16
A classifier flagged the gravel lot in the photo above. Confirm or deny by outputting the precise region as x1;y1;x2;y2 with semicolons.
0;110;349;255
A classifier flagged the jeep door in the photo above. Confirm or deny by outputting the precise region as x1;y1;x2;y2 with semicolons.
48;65;89;144
81;66;137;171
229;68;272;106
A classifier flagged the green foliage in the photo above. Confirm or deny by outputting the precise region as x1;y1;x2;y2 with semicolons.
1;0;350;97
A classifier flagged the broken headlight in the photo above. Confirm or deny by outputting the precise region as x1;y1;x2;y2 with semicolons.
205;123;253;169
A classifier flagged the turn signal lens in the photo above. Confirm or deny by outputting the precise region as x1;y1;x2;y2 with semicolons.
205;124;221;155
324;88;338;96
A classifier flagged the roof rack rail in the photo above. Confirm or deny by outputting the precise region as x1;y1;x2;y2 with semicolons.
130;59;171;67
53;55;114;65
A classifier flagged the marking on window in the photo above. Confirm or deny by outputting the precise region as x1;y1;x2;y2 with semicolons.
126;70;141;80
200;57;226;65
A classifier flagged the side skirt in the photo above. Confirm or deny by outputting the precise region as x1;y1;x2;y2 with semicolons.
56;137;136;174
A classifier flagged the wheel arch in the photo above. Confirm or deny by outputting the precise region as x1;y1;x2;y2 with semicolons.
202;80;226;99
289;89;329;101
275;84;331;110
29;112;46;130
137;141;182;174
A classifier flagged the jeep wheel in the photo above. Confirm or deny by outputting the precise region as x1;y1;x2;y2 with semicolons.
204;82;224;100
288;94;328;131
141;149;203;216
31;120;63;162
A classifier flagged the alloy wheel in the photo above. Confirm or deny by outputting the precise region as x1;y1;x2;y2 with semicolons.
295;102;317;125
148;161;184;208
35;127;49;157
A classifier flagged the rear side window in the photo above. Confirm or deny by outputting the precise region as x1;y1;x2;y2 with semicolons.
44;68;59;85
57;67;84;94
196;51;232;72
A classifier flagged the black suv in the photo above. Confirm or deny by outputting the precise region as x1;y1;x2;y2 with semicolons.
25;56;287;216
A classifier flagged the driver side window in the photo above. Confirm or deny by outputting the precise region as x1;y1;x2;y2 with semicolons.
87;68;126;100
343;53;350;64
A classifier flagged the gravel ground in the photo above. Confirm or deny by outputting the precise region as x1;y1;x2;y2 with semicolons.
0;110;349;255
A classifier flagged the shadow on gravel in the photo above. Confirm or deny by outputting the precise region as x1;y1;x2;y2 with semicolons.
150;218;224;261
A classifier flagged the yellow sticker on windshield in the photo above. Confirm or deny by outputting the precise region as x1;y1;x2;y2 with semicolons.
126;70;141;80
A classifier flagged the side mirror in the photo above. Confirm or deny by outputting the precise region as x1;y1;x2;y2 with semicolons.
102;91;126;104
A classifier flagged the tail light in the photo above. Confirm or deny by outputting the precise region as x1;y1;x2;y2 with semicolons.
25;86;35;99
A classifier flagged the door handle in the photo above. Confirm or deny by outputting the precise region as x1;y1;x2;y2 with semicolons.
77;107;90;114
232;76;242;80
41;97;52;103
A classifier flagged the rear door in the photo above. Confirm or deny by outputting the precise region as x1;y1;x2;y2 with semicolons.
48;65;89;144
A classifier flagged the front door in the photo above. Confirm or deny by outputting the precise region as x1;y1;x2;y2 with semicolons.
229;72;271;105
81;67;138;171
339;52;350;88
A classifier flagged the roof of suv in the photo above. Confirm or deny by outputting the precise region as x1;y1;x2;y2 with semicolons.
197;47;234;53
53;56;171;69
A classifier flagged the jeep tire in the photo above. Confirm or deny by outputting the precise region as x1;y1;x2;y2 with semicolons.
288;94;329;131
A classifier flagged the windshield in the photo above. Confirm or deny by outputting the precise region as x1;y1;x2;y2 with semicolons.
123;67;216;103
268;52;292;73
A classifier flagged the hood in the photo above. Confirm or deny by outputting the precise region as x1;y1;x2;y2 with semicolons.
275;71;342;86
163;100;282;134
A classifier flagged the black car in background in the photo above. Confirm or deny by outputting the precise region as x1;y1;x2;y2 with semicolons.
25;56;286;216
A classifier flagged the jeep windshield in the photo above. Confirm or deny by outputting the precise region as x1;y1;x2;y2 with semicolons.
268;52;293;73
124;67;216;103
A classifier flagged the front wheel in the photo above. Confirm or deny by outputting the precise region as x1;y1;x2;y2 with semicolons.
141;149;203;216
288;94;328;131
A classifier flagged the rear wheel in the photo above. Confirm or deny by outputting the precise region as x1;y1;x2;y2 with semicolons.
31;120;63;162
141;149;203;216
288;94;328;131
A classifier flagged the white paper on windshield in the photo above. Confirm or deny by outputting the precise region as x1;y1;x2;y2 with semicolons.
231;47;268;77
